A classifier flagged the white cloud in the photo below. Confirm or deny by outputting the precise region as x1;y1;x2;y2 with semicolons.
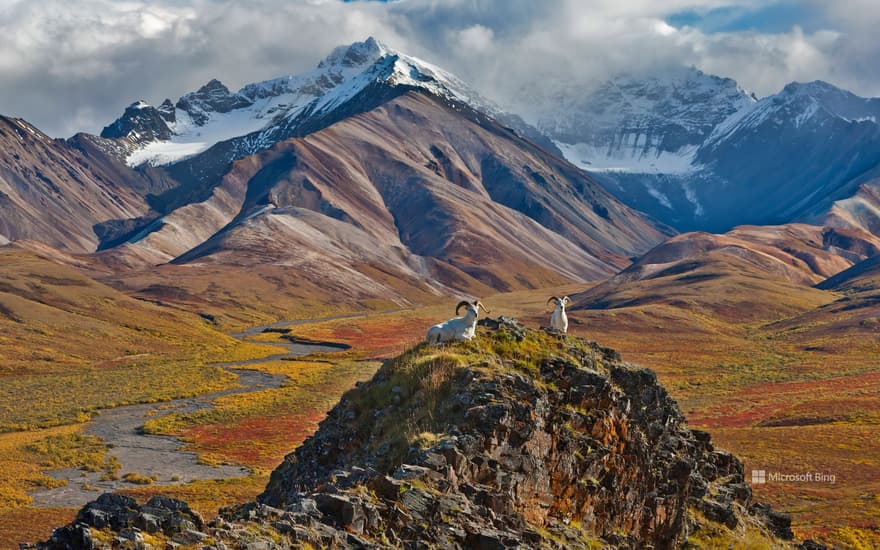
0;0;876;137
453;24;494;52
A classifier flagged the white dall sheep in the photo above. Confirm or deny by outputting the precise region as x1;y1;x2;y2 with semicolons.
425;300;489;344
548;296;570;333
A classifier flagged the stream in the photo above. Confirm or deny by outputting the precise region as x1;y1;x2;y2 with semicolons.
29;314;362;509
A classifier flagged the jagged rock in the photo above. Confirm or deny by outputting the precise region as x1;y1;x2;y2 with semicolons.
751;502;795;540
117;528;143;544
478;316;525;341
175;79;253;125
170;529;207;545
157;99;176;123
700;498;738;529
99;101;173;144
369;476;404;501
315;493;368;533
132;512;160;534
40;320;795;549
285;497;321;517
39;494;206;549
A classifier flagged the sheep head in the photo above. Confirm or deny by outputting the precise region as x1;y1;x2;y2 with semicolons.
456;300;490;317
547;296;571;308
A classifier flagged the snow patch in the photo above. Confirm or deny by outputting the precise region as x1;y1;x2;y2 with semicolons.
556;141;698;175
126;93;297;166
794;98;820;129
682;182;704;217
645;183;673;209
705;100;766;144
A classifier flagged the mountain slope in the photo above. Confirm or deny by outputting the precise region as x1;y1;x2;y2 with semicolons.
106;91;669;298
569;223;874;323
817;253;880;291
100;37;557;217
822;179;880;237
0;37;670;317
695;82;880;228
534;67;755;175
0;117;155;253
537;68;880;234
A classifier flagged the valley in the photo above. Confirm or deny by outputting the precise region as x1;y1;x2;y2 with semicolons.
1;263;878;548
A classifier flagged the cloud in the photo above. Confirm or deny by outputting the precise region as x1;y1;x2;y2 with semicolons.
452;25;495;53
0;0;875;137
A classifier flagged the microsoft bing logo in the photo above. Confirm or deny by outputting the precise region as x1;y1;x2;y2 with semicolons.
749;469;836;484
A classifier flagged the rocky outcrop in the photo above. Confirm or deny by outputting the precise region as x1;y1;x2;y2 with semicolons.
175;79;253;125
38;319;793;549
100;101;174;144
44;493;207;548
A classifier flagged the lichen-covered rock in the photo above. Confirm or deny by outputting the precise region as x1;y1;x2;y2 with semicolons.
39;319;794;549
40;494;204;550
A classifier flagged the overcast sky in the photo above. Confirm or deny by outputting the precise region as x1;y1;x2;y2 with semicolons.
1;0;878;137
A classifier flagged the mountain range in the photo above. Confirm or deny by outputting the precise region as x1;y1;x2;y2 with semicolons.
532;67;880;234
2;36;880;312
0;38;880;322
0;38;673;315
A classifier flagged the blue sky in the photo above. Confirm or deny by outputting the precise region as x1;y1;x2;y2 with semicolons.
667;2;825;33
0;0;876;136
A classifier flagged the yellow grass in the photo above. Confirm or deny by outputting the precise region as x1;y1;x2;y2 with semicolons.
0;424;88;511
2;243;877;550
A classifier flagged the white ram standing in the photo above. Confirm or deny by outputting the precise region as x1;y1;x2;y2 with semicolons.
548;296;570;333
425;300;489;344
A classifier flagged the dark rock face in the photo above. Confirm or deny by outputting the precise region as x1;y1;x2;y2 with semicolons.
157;99;176;123
175;79;253;125
99;102;173;144
41;494;205;548
37;320;789;549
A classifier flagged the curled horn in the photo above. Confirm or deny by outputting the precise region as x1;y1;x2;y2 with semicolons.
475;300;491;314
455;300;471;315
547;296;560;306
562;296;571;304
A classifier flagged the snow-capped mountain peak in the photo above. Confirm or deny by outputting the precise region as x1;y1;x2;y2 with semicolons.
536;66;756;175
104;37;499;167
317;35;387;70
704;79;880;148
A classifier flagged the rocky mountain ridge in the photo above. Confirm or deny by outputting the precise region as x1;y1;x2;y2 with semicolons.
39;320;801;549
0;116;160;253
0;38;671;307
85;88;671;303
99;37;550;171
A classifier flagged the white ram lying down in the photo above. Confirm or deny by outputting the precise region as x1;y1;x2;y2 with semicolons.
548;295;570;333
425;300;489;344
